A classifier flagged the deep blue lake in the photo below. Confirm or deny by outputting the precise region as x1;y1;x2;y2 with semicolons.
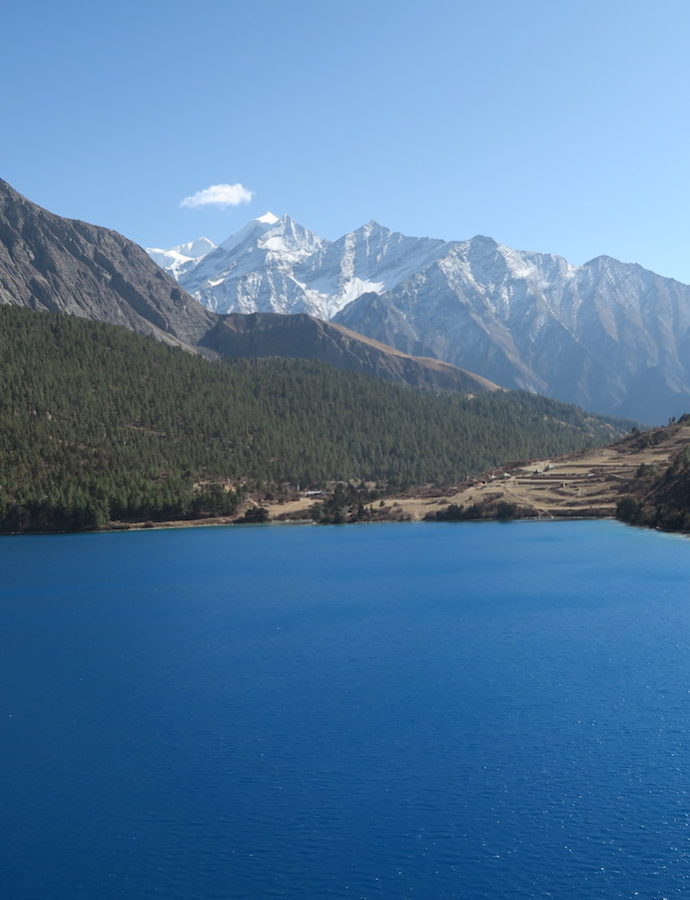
2;520;690;898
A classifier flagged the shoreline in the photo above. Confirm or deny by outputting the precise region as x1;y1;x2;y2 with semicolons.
3;512;689;540
0;511;619;537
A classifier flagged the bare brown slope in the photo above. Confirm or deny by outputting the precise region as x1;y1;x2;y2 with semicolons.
0;178;215;348
201;312;500;394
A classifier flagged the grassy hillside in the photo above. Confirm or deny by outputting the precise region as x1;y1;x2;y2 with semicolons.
0;306;631;531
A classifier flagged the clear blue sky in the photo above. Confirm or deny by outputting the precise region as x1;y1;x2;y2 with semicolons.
4;0;690;281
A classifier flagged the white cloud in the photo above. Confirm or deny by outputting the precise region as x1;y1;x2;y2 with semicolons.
180;183;253;209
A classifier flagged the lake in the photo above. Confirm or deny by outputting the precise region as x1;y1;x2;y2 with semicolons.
2;520;690;898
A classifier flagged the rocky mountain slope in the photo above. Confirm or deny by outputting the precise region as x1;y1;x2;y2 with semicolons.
0;178;216;349
159;215;690;422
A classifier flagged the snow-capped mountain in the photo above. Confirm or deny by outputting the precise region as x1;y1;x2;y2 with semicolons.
146;236;216;280
150;216;690;422
150;215;453;319
292;221;449;318
179;213;329;316
335;236;690;423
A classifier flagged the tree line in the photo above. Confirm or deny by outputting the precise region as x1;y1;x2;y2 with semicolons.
0;306;630;532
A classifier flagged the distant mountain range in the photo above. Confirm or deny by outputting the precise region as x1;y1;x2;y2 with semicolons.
0;179;495;396
3;175;688;423
152;215;690;422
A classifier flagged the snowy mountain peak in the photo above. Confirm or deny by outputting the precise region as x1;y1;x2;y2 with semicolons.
468;234;499;248
255;215;324;261
146;236;216;279
176;213;326;310
200;214;321;263
146;236;215;261
584;254;629;272
217;217;274;253
176;236;216;258
355;220;392;236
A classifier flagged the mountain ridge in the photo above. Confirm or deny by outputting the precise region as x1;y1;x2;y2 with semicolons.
153;213;690;421
200;312;500;394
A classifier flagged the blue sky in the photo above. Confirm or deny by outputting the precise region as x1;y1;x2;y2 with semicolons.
4;0;690;280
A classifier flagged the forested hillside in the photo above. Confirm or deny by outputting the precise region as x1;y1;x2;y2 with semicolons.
0;307;631;532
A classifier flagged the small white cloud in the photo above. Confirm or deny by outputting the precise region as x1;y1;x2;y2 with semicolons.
180;183;253;209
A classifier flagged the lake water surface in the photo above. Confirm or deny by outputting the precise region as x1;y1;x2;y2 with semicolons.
3;520;690;898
